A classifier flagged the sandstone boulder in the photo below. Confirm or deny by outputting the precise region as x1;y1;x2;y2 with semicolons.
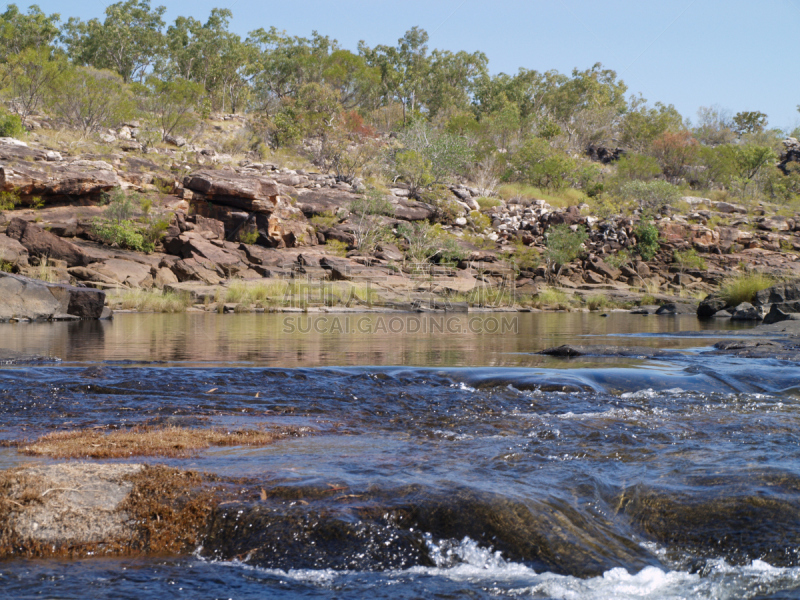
731;302;763;321
0;159;119;200
0;272;105;320
6;218;90;267
0;233;29;267
183;170;279;213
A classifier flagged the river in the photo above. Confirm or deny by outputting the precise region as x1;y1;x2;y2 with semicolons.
1;312;800;599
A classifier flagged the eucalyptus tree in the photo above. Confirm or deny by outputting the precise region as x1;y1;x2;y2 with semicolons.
0;4;61;58
360;26;431;125
61;0;167;84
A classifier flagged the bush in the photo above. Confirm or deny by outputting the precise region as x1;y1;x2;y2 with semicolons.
673;248;706;271
476;197;502;210
237;228;259;245
93;219;147;252
718;273;774;306
510;137;575;192
500;240;540;272
545;224;587;281
325;239;348;257
620;180;681;214
0;111;24;138
102;188;138;222
615;153;661;181
635;220;660;261
310;210;341;229
0;190;20;211
469;211;491;233
47;66;134;135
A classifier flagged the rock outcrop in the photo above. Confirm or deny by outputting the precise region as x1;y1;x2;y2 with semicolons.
0;272;106;321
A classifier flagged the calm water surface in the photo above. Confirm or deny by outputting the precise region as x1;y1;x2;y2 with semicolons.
2;312;800;599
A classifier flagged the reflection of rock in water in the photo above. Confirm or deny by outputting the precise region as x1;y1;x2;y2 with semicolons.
67;319;106;356
201;484;660;577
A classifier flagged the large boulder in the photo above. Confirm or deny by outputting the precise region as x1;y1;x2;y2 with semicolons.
0;159;119;200
0;272;105;320
731;302;763;321
5;218;91;267
0;233;29;267
697;294;728;318
755;280;800;306
183;170;280;213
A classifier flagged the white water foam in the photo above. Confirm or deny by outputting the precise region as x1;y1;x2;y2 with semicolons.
195;538;800;598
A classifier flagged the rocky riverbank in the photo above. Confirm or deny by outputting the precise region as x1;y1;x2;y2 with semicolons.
1;135;800;321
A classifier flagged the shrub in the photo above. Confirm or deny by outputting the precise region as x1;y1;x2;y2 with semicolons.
469;211;491;233
92;219;146;252
510;137;575;192
325;239;348;257
615;153;661;181
0;111;24;138
0;190;20;211
533;287;572;309
418;185;462;223
47;66;134;135
237;228;259;245
673;248;706;271
635;220;660;261
620;180;681;214
500;240;540;272
102;188;138;222
545;224;587;281
310;210;341;229
397;221;466;265
586;295;609;311
476;197;502;210
718;273;774;306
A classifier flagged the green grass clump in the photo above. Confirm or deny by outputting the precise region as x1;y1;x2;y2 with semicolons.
476;197;502;210
718;273;774;306
325;239;349;257
585;295;609;311
498;183;586;208
532;287;573;309
119;290;192;312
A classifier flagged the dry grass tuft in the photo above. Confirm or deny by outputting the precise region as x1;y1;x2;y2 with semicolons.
22;425;296;459
121;465;217;554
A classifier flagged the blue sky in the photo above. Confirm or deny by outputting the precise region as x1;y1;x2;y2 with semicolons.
24;0;800;130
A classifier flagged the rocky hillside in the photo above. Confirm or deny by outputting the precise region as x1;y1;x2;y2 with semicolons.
1;132;799;321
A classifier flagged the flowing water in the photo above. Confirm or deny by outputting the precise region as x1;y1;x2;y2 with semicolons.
2;312;800;599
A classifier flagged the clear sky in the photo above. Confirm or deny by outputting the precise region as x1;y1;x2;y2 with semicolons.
23;0;800;130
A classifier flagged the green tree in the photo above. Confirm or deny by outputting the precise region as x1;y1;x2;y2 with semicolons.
620;98;684;153
620;180;681;214
694;105;734;146
0;47;67;124
0;4;60;59
360;26;431;125
133;76;204;141
509;137;574;191
635;220;660;261
165;9;253;112
61;0;166;83
732;111;767;136
395;120;473;193
47;66;134;135
545;224;587;282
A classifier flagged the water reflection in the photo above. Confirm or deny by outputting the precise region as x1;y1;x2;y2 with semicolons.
0;312;755;367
